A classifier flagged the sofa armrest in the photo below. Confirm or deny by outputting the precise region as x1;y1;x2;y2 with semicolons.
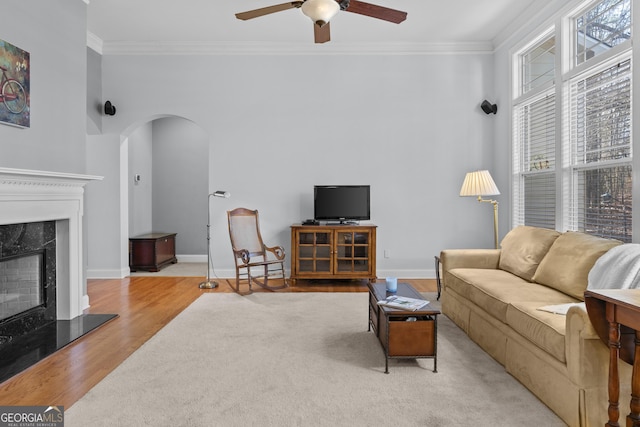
440;249;501;291
565;304;611;387
440;249;501;271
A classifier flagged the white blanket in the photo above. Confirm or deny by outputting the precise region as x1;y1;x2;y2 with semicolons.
587;243;640;290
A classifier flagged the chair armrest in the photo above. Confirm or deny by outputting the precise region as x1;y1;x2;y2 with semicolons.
265;245;285;260
233;249;251;266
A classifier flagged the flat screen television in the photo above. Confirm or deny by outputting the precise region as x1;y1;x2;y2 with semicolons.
314;185;370;223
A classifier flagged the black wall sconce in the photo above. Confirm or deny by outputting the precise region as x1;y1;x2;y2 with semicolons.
104;101;116;116
481;100;497;115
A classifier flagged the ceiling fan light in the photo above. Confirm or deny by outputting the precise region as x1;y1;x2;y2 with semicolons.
301;0;340;26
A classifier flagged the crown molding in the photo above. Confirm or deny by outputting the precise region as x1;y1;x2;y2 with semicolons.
87;31;103;54
95;39;494;55
492;0;557;52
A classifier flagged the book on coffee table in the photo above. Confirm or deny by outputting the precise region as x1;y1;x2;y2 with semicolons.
377;295;429;311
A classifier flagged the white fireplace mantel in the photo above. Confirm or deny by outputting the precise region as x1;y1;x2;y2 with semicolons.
0;167;103;320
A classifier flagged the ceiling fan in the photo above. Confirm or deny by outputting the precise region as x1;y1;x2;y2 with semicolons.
235;0;407;44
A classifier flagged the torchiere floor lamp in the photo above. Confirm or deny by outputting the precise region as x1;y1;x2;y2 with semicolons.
459;170;501;249
199;190;231;289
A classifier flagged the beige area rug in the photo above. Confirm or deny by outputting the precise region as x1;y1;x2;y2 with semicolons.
129;262;208;277
65;293;565;426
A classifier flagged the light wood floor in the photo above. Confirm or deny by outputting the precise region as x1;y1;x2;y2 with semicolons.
0;277;436;408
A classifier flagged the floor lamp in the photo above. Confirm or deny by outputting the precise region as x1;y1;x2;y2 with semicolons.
459;170;500;249
199;190;231;289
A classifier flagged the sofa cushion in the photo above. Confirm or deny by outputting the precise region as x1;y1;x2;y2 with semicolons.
449;268;575;323
446;268;520;301
499;226;561;281
444;268;479;300
506;301;572;363
532;232;621;300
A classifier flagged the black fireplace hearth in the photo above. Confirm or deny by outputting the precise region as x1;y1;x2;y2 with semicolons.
0;313;117;383
0;221;117;384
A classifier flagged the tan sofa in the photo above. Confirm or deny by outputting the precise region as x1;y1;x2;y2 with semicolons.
440;226;631;427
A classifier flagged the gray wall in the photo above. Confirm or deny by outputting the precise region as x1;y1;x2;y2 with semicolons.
87;48;102;135
86;134;124;277
128;122;153;237
87;52;497;278
0;0;87;174
151;117;208;255
125;117;208;254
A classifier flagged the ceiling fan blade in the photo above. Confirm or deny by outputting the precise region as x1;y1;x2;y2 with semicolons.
314;22;331;44
344;0;407;24
235;2;302;21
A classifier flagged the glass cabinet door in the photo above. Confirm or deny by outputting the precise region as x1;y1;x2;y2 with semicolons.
335;231;370;273
297;231;332;273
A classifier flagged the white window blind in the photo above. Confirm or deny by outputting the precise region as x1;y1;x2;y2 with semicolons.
514;93;556;228
568;57;632;241
572;166;632;240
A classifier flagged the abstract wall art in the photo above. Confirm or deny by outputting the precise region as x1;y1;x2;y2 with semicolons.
0;39;29;128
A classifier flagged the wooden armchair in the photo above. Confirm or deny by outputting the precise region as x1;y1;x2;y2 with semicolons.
227;208;288;295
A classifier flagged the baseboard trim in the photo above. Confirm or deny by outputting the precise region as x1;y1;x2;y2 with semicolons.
85;267;437;280
176;255;207;263
87;268;130;279
376;269;436;279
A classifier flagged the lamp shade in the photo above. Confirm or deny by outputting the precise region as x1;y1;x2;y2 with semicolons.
301;0;340;26
459;170;500;197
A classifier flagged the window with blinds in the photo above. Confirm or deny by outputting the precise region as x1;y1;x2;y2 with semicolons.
512;0;632;241
575;0;631;66
568;57;632;241
514;93;556;228
513;31;556;230
521;36;555;94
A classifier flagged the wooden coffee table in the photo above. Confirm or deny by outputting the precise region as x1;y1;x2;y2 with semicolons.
367;282;440;373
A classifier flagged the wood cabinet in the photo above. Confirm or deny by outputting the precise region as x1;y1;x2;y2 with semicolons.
290;224;376;284
129;233;177;272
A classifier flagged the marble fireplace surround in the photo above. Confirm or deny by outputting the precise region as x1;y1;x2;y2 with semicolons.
0;167;102;320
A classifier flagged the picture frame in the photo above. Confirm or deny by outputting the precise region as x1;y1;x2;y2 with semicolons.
0;38;30;128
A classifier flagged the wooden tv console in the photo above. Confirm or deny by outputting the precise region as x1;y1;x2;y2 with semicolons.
290;224;376;284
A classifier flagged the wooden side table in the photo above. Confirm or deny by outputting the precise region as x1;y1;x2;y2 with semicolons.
368;282;440;374
584;289;640;427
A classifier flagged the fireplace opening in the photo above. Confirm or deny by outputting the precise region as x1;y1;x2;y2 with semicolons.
0;222;56;346
0;251;45;322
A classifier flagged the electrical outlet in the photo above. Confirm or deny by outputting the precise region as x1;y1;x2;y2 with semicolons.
384;249;391;258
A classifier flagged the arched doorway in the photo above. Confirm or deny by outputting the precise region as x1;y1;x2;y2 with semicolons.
85;114;214;278
125;116;209;263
